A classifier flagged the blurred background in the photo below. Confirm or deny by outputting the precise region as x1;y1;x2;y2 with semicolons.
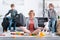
0;0;60;17
0;0;60;33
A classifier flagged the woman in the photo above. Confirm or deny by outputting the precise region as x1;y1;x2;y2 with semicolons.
20;10;41;34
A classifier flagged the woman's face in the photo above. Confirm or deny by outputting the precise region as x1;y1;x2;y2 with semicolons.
29;12;35;19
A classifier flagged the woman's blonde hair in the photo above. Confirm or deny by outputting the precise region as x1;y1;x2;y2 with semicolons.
28;10;35;16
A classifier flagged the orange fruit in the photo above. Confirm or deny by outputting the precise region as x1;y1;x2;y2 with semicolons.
39;32;45;38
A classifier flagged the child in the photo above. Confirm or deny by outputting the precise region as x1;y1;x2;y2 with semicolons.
5;4;18;31
48;3;57;36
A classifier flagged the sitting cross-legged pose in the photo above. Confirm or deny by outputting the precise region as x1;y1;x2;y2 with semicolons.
20;10;41;34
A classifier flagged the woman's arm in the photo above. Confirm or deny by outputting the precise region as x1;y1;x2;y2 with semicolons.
35;18;38;28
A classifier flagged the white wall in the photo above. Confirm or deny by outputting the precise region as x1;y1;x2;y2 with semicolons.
1;0;60;18
24;0;43;17
0;0;3;15
0;0;43;17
